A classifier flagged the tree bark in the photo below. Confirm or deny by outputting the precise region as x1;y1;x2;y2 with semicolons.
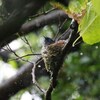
0;0;46;47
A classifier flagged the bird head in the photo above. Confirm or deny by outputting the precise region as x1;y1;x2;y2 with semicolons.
43;36;55;46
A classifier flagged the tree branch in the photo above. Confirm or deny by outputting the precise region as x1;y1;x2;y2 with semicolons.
20;10;68;33
0;0;46;47
0;58;47;100
0;10;68;48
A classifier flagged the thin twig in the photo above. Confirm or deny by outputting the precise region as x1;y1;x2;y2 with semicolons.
18;33;34;53
6;44;34;64
45;73;58;100
32;58;46;94
23;34;34;53
54;17;68;40
34;81;46;94
54;14;61;39
9;53;41;61
30;8;57;18
17;33;27;43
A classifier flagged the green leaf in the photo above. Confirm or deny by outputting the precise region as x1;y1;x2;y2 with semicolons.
92;0;100;15
68;0;87;14
79;3;100;45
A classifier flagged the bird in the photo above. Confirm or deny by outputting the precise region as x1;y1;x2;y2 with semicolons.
41;36;66;73
43;36;55;46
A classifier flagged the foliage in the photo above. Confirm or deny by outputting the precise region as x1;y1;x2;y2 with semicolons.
79;1;100;45
52;0;100;45
92;0;100;15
